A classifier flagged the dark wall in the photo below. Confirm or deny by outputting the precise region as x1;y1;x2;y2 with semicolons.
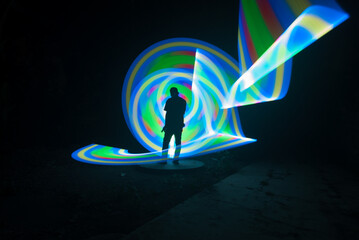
1;0;358;165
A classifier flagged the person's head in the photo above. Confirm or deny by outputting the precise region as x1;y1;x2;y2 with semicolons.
170;87;179;97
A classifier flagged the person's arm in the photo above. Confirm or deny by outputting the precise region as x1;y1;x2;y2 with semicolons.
182;100;186;115
182;100;187;127
164;99;169;112
162;100;169;132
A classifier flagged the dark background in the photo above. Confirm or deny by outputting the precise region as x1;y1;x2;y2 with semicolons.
1;0;358;161
0;0;358;238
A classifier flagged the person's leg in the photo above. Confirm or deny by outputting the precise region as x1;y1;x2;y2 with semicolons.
161;130;172;163
173;129;182;164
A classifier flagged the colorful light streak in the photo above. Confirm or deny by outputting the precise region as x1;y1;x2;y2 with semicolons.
72;0;348;165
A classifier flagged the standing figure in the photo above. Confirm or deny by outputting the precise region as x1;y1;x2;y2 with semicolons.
161;87;187;164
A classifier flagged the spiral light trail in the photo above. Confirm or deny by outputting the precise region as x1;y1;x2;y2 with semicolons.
72;0;348;165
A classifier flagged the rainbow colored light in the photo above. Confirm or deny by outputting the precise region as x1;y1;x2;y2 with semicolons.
72;0;348;165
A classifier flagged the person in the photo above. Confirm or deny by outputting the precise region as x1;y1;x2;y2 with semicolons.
161;87;187;164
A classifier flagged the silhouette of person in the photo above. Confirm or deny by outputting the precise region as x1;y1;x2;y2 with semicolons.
161;87;187;164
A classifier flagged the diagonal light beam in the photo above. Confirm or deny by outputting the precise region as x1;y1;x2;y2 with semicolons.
223;6;349;109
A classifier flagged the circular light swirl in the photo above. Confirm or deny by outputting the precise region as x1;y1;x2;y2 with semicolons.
72;38;256;165
72;0;348;165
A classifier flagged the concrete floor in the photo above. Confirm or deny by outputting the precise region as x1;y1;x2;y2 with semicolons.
110;159;359;240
